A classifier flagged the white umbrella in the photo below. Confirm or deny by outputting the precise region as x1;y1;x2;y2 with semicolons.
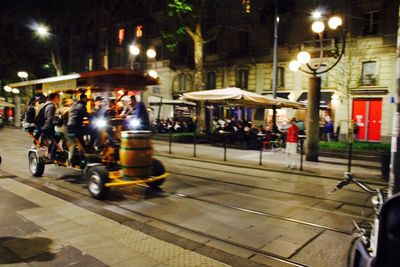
0;100;14;107
148;96;196;106
183;87;304;108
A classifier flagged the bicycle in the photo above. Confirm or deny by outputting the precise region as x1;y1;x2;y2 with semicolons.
330;172;400;267
269;132;286;152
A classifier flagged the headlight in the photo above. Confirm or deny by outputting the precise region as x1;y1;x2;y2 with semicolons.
130;119;141;128
94;118;107;128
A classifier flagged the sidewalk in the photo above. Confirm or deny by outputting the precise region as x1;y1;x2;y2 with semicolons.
152;140;383;183
0;171;229;267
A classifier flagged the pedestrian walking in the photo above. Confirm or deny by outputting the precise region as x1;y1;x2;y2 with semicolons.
286;118;299;169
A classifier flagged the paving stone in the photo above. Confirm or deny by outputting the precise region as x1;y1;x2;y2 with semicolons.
176;230;211;244
0;244;21;264
42;220;81;233
259;237;299;258
250;254;300;267
134;237;174;253
17;207;61;226
205;239;255;259
112;253;162;267
2;236;56;260
110;229;150;248
28;246;107;267
50;225;92;241
147;220;184;234
65;232;105;249
291;230;352;267
83;242;135;265
0;189;39;211
167;251;230;267
0;224;26;237
144;244;185;262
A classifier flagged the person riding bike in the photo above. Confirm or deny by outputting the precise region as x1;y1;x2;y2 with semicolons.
67;93;94;153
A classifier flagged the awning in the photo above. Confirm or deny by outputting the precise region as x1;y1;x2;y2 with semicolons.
0;100;14;107
148;96;196;106
262;92;290;99
297;91;334;108
183;87;305;109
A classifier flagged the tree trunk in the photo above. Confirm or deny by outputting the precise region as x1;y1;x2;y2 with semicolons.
51;48;63;76
192;23;205;132
388;5;400;196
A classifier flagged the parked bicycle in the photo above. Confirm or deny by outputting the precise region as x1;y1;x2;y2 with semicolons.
330;172;400;267
270;132;286;152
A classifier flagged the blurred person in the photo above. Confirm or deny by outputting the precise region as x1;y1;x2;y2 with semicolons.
286;118;299;169
121;95;150;130
23;98;37;134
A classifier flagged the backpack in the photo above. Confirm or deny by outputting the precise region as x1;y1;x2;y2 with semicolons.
34;103;52;129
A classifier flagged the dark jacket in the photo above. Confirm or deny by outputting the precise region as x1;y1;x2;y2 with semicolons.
25;105;36;124
132;102;150;130
67;101;88;128
41;101;56;131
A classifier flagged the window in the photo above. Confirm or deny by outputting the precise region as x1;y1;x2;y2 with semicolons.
361;61;377;86
237;69;249;89
88;56;93;71
118;28;125;45
102;53;108;70
241;0;251;14
136;25;143;37
206;72;216;89
207;40;217;54
239;32;249;49
363;11;379;35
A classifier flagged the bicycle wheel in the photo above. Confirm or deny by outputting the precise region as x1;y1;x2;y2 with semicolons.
271;142;281;152
347;236;372;267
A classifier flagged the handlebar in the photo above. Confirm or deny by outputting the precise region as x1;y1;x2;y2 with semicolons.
329;172;377;195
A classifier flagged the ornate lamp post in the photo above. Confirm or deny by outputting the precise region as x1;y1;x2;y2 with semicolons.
289;15;345;162
128;45;158;78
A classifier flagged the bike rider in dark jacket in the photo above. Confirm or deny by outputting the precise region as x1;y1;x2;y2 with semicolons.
67;93;92;151
40;93;60;157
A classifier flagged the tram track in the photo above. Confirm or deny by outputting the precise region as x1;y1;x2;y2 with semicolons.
166;169;374;209
8;168;359;267
174;161;386;187
38;168;368;235
13;174;310;267
156;153;386;187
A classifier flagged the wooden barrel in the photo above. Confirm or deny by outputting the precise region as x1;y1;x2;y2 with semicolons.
120;130;153;178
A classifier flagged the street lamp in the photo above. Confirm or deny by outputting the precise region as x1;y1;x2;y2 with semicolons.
17;71;28;80
289;14;345;162
34;24;50;39
129;44;158;78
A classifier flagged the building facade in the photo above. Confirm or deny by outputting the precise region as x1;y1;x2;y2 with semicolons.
68;0;398;143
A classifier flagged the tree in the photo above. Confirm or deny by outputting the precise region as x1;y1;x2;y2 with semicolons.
164;0;225;130
330;34;371;138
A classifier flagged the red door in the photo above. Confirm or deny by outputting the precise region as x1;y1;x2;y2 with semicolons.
352;98;382;141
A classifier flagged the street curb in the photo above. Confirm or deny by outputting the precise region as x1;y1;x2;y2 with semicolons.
154;152;387;186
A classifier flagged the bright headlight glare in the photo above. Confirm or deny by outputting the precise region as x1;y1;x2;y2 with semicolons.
130;119;141;128
94;118;107;128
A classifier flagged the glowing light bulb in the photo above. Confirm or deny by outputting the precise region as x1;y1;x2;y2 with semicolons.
312;21;325;33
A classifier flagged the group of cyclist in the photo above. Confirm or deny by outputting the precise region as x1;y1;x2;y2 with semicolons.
23;90;150;159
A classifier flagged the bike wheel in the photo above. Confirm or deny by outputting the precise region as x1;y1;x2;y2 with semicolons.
347;236;372;267
271;142;281;152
